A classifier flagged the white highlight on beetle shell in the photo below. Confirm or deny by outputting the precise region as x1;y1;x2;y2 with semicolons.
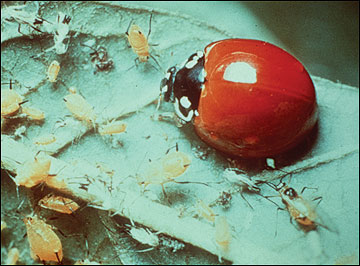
180;96;191;109
223;62;257;84
199;68;206;83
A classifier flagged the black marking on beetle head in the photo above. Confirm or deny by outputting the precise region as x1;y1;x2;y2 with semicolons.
160;52;205;124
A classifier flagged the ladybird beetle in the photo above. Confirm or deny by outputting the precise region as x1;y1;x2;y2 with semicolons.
160;39;318;158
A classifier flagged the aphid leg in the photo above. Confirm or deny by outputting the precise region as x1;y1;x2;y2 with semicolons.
274;206;286;237
161;184;168;199
312;196;322;206
149;54;164;73
55;251;61;263
239;191;253;210
300;186;318;194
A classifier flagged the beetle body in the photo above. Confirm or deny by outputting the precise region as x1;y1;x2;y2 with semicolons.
160;39;318;158
23;214;63;262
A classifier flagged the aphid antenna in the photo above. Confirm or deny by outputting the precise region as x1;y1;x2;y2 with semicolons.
3;168;20;198
79;42;97;52
147;13;153;40
165;143;179;154
125;19;135;36
173;180;209;187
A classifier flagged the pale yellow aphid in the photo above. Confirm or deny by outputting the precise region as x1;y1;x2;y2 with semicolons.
47;60;60;83
33;133;56;145
126;23;150;62
1;86;24;117
98;120;127;136
1;220;7;231
23;214;63;262
197;200;216;223
63;93;96;124
138;150;191;197
6;247;20;265
14;152;51;188
215;216;231;258
22;106;45;121
38;193;80;214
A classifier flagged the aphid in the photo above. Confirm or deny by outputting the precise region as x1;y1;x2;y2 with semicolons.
160;39;317;158
23;214;63;262
48;12;71;54
6;247;20;265
14;152;51;188
126;220;160;252
2;3;49;35
22;105;45;121
268;181;327;231
1;80;25;117
38;193;80;214
197;199;216;223
223;168;261;209
81;43;114;73
126;14;161;69
63;92;97;125
33;133;56;145
47;60;60;82
137;149;191;197
98;120;127;136
214;216;231;262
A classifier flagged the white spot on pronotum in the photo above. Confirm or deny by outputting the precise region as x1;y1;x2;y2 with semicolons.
161;85;168;93
197;51;204;58
180;96;191;109
194;110;199;116
185;59;198;69
165;72;171;79
174;98;194;122
223;62;257;83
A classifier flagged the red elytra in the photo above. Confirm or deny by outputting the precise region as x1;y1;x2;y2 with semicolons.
194;39;318;158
